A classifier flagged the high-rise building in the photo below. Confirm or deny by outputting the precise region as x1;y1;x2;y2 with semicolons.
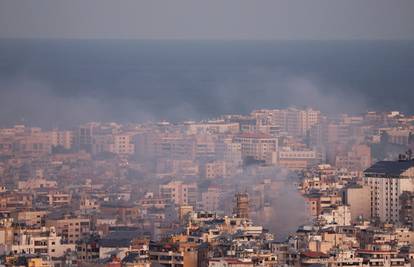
110;133;135;155
252;108;321;137
400;191;414;228
364;160;414;224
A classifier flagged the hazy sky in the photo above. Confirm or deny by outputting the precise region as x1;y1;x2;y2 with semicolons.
1;0;414;40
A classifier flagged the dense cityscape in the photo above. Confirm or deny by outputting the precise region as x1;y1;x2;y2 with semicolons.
0;108;414;266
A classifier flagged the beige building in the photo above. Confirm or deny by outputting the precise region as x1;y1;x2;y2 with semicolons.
45;216;91;244
252;108;320;137
155;159;199;178
12;210;49;226
159;181;198;207
153;134;196;160
44;192;71;207
215;137;242;166
202;160;227;179
200;186;222;212
234;132;278;164
275;147;319;170
17;178;57;191
342;184;371;222
50;130;74;150
335;144;372;172
110;133;135;155
16;129;53;156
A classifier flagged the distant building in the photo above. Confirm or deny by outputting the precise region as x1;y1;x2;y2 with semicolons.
400;191;414;228
234;132;277;164
342;184;371;222
160;181;198;207
234;192;249;219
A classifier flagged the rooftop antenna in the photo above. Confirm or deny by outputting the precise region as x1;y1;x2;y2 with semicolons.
407;149;413;160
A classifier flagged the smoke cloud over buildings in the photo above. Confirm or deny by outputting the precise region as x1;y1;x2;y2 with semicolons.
0;40;413;127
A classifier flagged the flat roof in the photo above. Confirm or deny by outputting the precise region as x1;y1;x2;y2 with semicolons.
364;160;414;177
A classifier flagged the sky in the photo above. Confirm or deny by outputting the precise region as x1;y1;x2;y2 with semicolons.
0;0;414;40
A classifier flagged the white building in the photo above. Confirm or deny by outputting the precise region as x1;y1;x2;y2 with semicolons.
319;205;352;226
364;160;414;224
4;226;75;257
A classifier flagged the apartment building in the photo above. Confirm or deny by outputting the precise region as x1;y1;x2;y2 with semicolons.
276;147;319;170
12;210;49;226
234;132;278;164
202;160;227;179
159;181;198;207
45;216;91;244
364;160;414;224
110;133;135;155
200;186;222;212
5;226;75;257
252;108;320;137
50;130;75;150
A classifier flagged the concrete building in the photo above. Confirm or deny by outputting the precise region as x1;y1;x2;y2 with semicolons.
4;226;75;257
202;160;227;179
335;144;372;172
153;135;196;160
12;210;49;227
318;205;352;226
50;130;74;150
342;184;371;222
215;137;242;167
252;108;320;137
200;186;222;212
17;178;57;191
110;133;135;155
45;216;91;244
159;181;198;207
400;191;414;228
364;160;414;224
276;147;320;170
234;132;277;164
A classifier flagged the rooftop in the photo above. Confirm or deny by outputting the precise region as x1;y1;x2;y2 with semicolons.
364;160;414;177
237;132;273;139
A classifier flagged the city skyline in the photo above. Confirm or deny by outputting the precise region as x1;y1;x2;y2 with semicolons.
1;1;414;266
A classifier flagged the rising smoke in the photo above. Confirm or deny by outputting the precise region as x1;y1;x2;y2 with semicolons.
0;71;367;128
1;40;413;127
226;166;310;240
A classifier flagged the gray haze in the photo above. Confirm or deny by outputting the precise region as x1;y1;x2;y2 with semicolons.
0;0;414;40
0;39;413;128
